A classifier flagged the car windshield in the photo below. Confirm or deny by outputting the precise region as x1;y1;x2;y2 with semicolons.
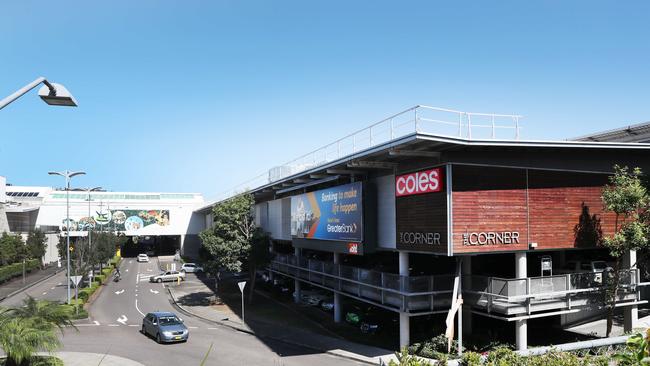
158;316;181;326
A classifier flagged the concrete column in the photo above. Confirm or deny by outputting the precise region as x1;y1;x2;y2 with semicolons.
398;251;410;348
624;250;638;332
399;313;410;349
462;256;473;337
515;252;527;351
333;253;342;323
294;247;301;304
179;234;185;256
268;241;274;282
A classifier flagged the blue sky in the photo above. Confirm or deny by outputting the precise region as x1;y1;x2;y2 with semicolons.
1;1;649;199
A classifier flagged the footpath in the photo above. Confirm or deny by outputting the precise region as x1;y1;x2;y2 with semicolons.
0;264;61;301
166;272;396;365
37;352;145;366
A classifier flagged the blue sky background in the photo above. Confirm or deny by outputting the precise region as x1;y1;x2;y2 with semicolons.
1;1;649;199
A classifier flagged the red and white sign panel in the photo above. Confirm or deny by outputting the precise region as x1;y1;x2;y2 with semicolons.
347;242;359;254
395;168;443;197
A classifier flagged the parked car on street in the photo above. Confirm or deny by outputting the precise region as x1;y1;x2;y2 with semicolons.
298;290;329;306
150;270;185;283
137;254;149;263
141;312;188;343
180;263;203;273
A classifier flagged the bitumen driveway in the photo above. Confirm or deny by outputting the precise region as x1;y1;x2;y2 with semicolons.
63;257;367;366
0;269;68;307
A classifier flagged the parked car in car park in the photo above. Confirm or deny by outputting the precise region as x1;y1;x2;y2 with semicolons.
141;312;188;343
137;254;149;263
320;297;334;311
557;260;613;284
299;290;329;306
180;263;203;273
150;270;185;283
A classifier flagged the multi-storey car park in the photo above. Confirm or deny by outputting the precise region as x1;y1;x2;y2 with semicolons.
196;106;650;351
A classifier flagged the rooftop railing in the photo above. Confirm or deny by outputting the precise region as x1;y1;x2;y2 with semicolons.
212;105;523;202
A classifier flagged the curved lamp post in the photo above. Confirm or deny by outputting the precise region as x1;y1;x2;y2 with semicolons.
0;77;77;110
48;170;86;304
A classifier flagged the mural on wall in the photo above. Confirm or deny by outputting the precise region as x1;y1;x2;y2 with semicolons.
62;209;170;231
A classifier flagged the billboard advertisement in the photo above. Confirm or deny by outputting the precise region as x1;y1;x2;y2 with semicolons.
62;209;170;232
291;182;362;242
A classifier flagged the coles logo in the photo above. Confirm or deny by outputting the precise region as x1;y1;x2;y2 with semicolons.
395;168;443;197
347;243;359;255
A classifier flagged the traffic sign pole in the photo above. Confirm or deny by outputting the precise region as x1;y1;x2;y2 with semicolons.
238;281;247;325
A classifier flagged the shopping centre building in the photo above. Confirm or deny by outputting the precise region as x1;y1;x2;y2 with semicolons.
0;180;205;262
196;106;650;350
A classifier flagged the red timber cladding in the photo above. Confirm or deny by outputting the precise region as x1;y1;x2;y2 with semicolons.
452;190;529;254
527;170;616;250
451;166;614;254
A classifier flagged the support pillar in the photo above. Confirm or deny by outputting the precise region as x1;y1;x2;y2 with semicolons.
333;253;342;323
398;251;410;348
461;256;473;338
268;241;274;283
624;250;638;332
399;312;410;349
294;247;301;304
515;252;527;351
179;234;185;256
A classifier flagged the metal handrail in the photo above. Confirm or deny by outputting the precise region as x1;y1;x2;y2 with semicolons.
210;105;523;201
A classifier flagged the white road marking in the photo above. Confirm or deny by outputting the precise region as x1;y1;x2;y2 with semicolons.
50;287;55;290
128;324;138;327
94;320;100;325
188;326;198;329
42;292;47;295
57;282;62;285
117;315;128;325
149;289;159;294
135;294;138;297
135;299;145;316
125;269;129;272
108;324;119;327
115;289;125;295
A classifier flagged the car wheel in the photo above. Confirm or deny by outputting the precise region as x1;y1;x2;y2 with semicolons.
141;325;146;335
157;278;162;283
156;333;162;344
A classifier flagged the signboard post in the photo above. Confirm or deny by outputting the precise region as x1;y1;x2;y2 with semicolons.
238;281;247;325
70;275;82;315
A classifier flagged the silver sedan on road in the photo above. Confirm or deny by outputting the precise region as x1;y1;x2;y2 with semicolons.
142;312;189;343
149;270;185;283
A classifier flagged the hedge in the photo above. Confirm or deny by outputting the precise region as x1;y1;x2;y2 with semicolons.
0;259;40;283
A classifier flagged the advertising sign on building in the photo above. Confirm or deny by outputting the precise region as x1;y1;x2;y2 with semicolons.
395;166;448;253
291;182;363;242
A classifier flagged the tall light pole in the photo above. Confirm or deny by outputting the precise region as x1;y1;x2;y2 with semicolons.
84;187;102;287
48;170;86;304
1;77;78;110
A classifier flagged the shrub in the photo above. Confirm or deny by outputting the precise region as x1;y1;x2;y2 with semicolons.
460;351;483;366
30;355;65;366
101;268;112;277
60;304;87;320
485;346;522;366
409;334;457;359
95;274;106;284
388;348;433;366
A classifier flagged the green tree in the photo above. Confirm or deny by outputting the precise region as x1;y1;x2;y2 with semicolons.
247;229;272;304
0;232;24;266
0;296;74;366
199;193;256;290
601;165;650;337
26;230;47;268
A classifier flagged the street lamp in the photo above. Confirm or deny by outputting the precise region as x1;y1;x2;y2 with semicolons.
0;77;78;110
48;170;86;304
83;187;102;287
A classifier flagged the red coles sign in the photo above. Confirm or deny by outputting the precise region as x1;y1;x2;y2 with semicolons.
395;168;443;197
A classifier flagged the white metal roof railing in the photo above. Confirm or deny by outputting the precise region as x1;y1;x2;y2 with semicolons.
209;105;523;202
